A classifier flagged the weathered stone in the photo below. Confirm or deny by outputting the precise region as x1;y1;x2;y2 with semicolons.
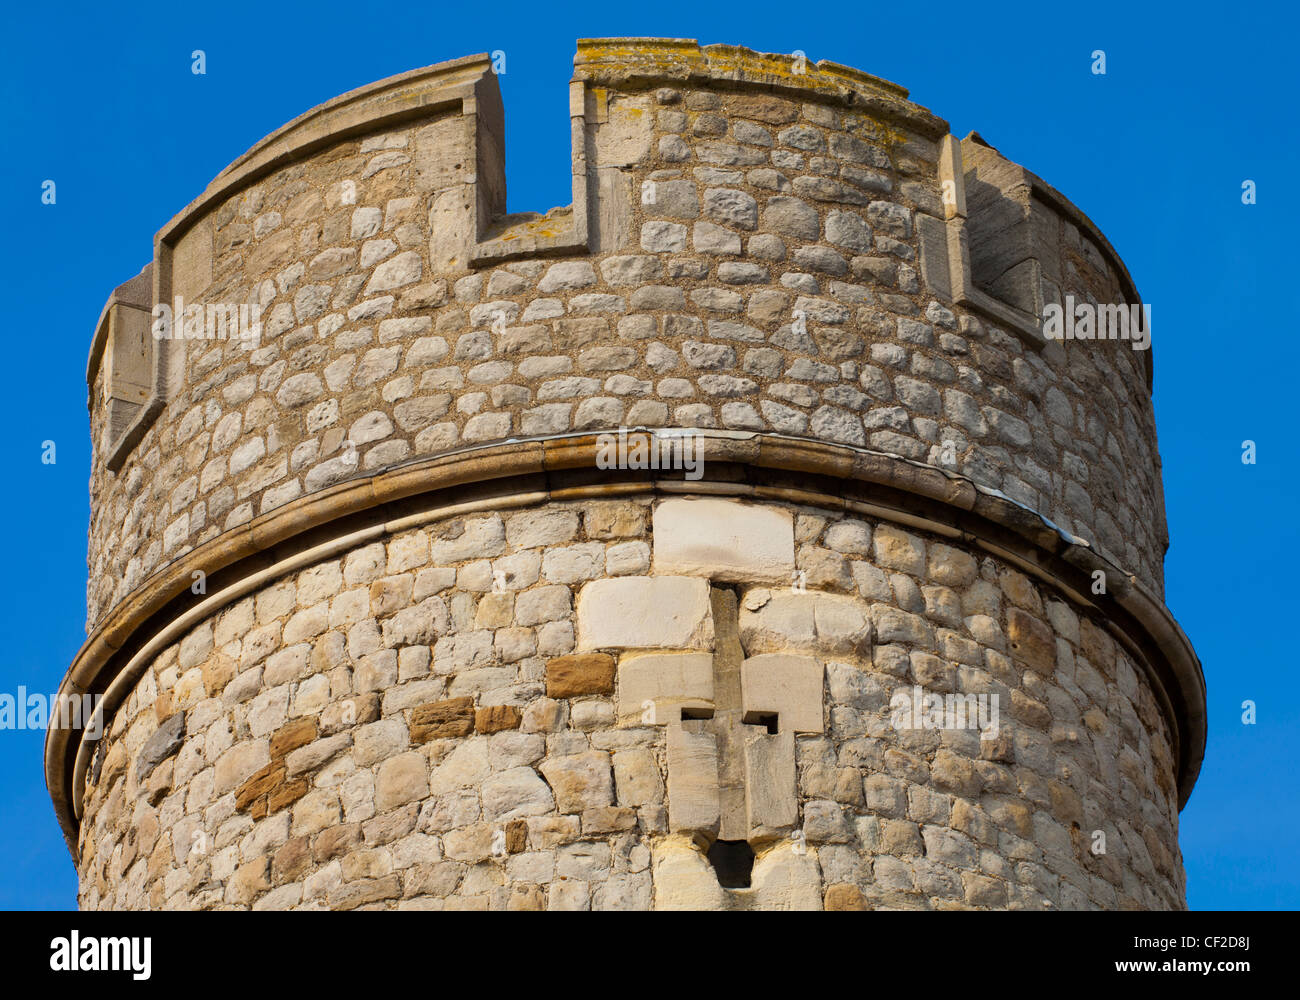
475;704;522;734
745;729;797;838
215;740;270;795
235;761;285;813
666;725;719;836
365;250;422;293
546;654;616;698
616;652;714;725
1007;608;1056;671
825;883;869;910
576;577;713;650
267;777;310;814
613;748;665;807
410;697;475;742
750;844;823;910
269;718;317;760
136;713;185;783
539;751;614;813
762;196;819;239
652;498;794;584
741;654;825;733
374;751;429;811
481;767;555;822
873;524;926;575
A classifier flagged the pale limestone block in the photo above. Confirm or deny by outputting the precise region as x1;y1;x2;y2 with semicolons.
616;652;714;725
739;589;871;657
606;540;651;576
666;723;720;836
291;788;341;839
173;666;205;710
652;838;727;911
291;671;330;717
481;766;555;822
570;699;615;731
652;498;794;583
872;523;926;575
353;718;408;767
751;842;824;910
539;751;614;813
442;823;497;865
613;748;664;807
429;514;505;563
742;653;824;733
428;739;491;795
547;880;591;911
375;751;429;812
811;595;873;655
593;94;654;167
504;509;578;549
286;732;352;778
542;542;606;583
739;589;815;649
745;728;798;839
214;740;269;794
576;577;713;650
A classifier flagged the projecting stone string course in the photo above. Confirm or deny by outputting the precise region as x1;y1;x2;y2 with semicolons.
51;38;1204;911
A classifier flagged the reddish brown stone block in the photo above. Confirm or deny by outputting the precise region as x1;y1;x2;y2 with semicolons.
475;704;522;734
505;819;528;854
824;884;868;910
267;777;310;814
410;697;475;742
270;717;319;760
546;653;616;698
235;761;286;813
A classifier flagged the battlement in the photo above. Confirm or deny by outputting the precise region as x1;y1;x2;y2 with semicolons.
85;40;1161;598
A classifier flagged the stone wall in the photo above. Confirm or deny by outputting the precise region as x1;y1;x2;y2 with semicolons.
57;40;1202;911
83;41;1164;637
77;495;1184;910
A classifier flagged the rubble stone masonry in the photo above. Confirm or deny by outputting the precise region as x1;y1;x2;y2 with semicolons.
50;39;1205;910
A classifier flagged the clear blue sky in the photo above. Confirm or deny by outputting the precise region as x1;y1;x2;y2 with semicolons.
1;0;1294;910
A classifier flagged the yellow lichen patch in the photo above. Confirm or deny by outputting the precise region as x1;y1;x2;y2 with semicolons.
574;38;913;111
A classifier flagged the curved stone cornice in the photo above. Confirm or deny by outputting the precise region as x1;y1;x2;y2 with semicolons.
47;430;1206;855
572;38;949;139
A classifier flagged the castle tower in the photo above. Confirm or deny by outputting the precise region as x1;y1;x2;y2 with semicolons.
49;40;1205;910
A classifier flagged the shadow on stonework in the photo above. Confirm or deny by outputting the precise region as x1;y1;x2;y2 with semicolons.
652;836;823;911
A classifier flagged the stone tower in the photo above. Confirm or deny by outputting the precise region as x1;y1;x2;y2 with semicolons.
49;39;1206;910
